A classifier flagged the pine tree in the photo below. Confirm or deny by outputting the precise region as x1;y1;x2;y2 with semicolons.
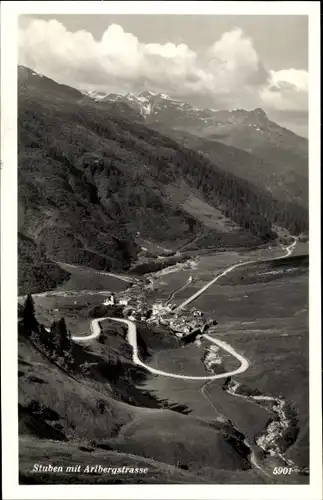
23;294;38;335
38;324;49;348
46;321;59;355
57;318;71;357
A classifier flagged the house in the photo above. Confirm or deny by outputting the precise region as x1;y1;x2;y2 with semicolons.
119;297;130;306
169;319;183;332
103;293;115;306
152;302;165;314
190;319;204;331
193;309;203;317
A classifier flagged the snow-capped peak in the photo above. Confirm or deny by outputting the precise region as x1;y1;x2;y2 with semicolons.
140;102;152;116
81;89;118;101
139;90;158;97
82;88;270;130
160;93;172;100
125;92;137;100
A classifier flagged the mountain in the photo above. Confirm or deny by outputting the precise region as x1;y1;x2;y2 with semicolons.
82;88;308;160
20;67;144;121
83;89;308;205
149;125;308;208
81;89;173;118
18;67;308;293
18;232;71;294
82;89;222;124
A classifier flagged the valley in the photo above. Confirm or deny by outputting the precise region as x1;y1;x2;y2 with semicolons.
16;64;309;486
18;236;309;484
18;66;308;295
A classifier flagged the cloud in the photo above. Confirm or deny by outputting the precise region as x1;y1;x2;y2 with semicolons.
260;68;308;112
19;18;308;121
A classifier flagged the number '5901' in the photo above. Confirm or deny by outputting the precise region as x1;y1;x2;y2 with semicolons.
273;467;292;475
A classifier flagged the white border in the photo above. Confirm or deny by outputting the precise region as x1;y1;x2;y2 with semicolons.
1;2;321;499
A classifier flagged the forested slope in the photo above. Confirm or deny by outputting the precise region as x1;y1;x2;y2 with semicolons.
18;66;308;292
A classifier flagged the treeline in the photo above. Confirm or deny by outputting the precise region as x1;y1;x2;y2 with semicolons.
20;294;81;373
19;294;191;415
72;108;308;238
19;106;198;252
73;108;307;239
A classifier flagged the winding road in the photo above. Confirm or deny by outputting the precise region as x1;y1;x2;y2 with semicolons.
72;317;249;380
72;238;297;381
71;238;298;481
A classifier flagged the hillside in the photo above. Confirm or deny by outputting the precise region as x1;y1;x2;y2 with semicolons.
85;91;308;185
84;89;308;206
18;67;308;293
18;232;71;294
150;125;308;208
18;313;262;484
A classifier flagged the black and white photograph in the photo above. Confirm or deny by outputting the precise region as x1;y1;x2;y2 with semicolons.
1;2;321;499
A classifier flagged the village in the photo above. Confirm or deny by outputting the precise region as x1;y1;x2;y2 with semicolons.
103;285;217;341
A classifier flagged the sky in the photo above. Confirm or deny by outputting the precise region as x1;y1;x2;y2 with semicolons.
18;15;308;137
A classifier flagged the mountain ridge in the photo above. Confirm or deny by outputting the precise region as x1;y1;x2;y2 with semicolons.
81;87;307;140
82;86;308;201
18;67;308;293
82;87;273;126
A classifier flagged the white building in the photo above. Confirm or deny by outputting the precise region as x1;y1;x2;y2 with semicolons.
119;298;129;306
103;294;115;306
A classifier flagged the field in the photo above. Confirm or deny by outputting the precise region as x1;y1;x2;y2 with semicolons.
208;323;309;467
193;271;308;322
19;292;105;335
164;182;240;233
18;262;133;335
20;436;209;484
20;435;266;484
18;243;309;484
150;244;293;306
55;262;131;291
139;247;309;482
19;325;264;484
